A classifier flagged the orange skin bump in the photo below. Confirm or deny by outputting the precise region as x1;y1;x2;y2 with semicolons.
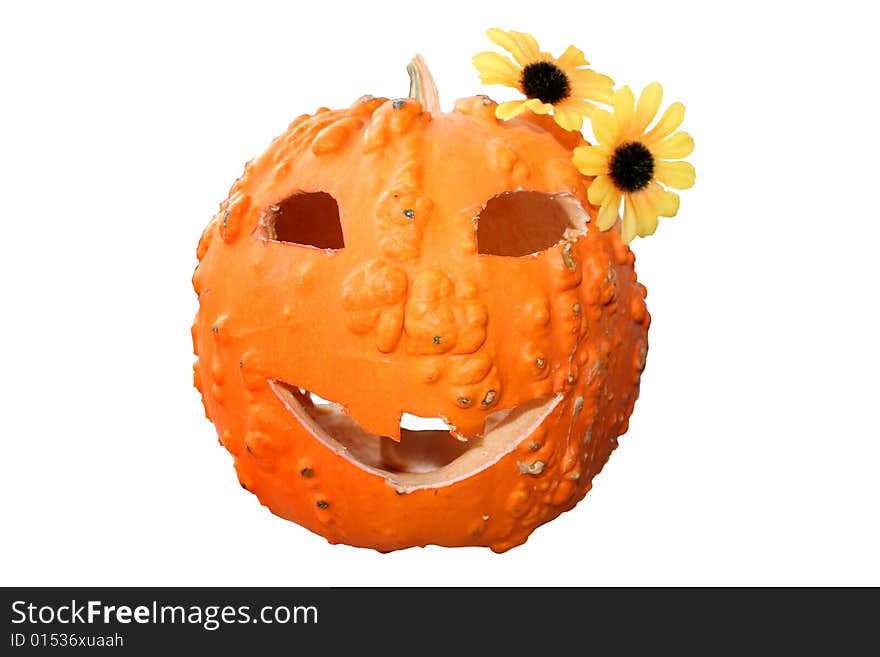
192;93;650;552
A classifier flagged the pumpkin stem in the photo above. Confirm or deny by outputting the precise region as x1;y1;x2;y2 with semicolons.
407;54;440;114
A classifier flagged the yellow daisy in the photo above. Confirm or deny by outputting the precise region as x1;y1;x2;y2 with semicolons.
472;28;614;131
572;83;695;243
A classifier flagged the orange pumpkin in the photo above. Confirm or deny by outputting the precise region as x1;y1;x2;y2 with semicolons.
192;59;650;552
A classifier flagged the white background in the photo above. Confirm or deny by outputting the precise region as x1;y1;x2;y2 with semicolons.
1;0;877;586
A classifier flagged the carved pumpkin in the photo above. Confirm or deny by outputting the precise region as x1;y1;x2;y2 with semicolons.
192;58;649;552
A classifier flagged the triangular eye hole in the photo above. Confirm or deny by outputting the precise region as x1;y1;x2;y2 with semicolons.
255;191;345;250
475;190;588;257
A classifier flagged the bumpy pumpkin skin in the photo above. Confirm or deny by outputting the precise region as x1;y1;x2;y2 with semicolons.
192;94;650;552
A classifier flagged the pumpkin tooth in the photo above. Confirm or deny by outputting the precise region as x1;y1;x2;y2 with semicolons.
399;413;450;432
308;391;334;406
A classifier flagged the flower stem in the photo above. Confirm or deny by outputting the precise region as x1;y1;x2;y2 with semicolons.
407;54;440;114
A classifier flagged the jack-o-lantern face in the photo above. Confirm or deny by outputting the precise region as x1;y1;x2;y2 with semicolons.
192;91;650;552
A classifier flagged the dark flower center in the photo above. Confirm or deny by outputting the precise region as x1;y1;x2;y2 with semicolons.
520;61;570;105
609;141;655;193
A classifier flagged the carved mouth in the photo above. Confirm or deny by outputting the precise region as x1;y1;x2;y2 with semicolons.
269;381;562;493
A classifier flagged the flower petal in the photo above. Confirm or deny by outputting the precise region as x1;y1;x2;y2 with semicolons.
657;189;680;217
486;28;535;67
655;160;696;189
651;131;695;159
524;97;554;115
613;86;636;140
495;100;528;121
589;108;618;147
569;69;615;105
631;190;660;237
596;190;622;231
643;102;685;145
613;85;635;115
511;30;543;62
632;82;663;137
621;194;638;244
472;52;522;87
553;104;583;131
556;44;588;69
641;182;680;219
587;174;613;206
572;145;608;176
567;99;604;121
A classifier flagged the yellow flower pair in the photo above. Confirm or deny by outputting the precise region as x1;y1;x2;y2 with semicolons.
473;28;695;243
